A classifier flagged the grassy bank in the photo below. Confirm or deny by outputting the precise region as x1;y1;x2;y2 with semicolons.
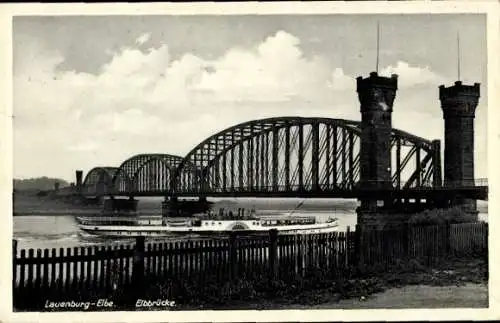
16;255;488;312
172;257;488;310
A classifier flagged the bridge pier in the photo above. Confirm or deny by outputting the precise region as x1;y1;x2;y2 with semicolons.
103;196;138;213
356;198;430;229
162;196;180;217
83;196;103;206
162;196;212;217
439;81;480;219
356;210;411;228
75;170;83;195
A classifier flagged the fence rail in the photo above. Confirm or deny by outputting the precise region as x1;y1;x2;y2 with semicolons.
13;222;488;311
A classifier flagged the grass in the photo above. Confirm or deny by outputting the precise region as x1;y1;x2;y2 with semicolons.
171;257;488;310
14;256;487;312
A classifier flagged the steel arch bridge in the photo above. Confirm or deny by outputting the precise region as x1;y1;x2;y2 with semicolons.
169;117;441;198
80;117;442;198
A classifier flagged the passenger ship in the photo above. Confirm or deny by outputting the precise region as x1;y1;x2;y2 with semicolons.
75;208;338;238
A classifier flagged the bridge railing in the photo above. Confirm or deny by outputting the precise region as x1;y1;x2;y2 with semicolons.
74;178;488;196
172;184;358;194
359;179;488;190
358;180;433;190
441;179;488;188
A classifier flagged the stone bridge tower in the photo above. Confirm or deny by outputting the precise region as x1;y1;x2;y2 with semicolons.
439;81;480;216
356;72;398;227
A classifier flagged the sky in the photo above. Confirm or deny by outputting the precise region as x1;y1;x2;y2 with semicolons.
13;14;487;182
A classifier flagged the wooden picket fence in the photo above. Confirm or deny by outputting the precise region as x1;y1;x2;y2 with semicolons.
13;222;487;311
13;229;356;310
450;222;488;255
358;222;488;269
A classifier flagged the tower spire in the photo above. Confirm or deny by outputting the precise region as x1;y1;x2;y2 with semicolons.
376;21;380;73
457;32;461;81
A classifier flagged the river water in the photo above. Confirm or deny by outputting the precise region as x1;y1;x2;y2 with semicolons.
13;211;359;251
12;202;488;251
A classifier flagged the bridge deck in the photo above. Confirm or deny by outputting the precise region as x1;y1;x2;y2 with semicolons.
71;186;487;201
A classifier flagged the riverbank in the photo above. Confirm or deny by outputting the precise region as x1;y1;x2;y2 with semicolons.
14;222;487;312
322;283;487;309
203;283;487;310
13;210;162;216
173;257;488;310
33;259;487;312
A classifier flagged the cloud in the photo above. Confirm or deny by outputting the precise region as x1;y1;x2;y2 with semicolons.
327;68;355;91
192;31;336;103
136;33;151;46
380;61;447;88
13;30;457;180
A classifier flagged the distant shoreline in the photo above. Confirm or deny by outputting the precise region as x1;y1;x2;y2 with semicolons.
12;209;354;217
13;210;100;216
13;210;161;216
12;194;486;217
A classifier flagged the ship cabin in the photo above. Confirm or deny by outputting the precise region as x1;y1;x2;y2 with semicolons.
187;214;317;228
260;216;316;227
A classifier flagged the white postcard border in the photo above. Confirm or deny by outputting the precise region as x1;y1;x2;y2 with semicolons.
0;2;498;322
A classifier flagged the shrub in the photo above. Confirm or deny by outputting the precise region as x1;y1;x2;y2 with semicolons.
408;206;477;225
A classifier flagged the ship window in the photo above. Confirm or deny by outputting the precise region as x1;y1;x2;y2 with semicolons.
219;222;222;225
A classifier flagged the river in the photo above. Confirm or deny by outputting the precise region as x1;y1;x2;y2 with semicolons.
13;210;360;251
12;197;488;251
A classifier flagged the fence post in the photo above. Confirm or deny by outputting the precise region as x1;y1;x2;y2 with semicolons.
229;231;238;282
13;239;18;257
346;226;351;266
354;224;364;272
268;229;279;283
132;236;145;294
297;234;303;277
483;222;489;269
12;239;17;292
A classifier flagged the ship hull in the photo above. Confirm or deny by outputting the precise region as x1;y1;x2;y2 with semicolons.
77;222;339;238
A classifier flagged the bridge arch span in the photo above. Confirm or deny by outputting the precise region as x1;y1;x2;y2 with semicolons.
82;167;119;195
171;116;440;196
112;154;186;195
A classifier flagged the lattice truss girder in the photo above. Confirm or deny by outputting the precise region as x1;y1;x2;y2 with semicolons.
111;154;191;194
81;167;118;195
390;134;437;189
172;117;439;194
83;118;439;196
